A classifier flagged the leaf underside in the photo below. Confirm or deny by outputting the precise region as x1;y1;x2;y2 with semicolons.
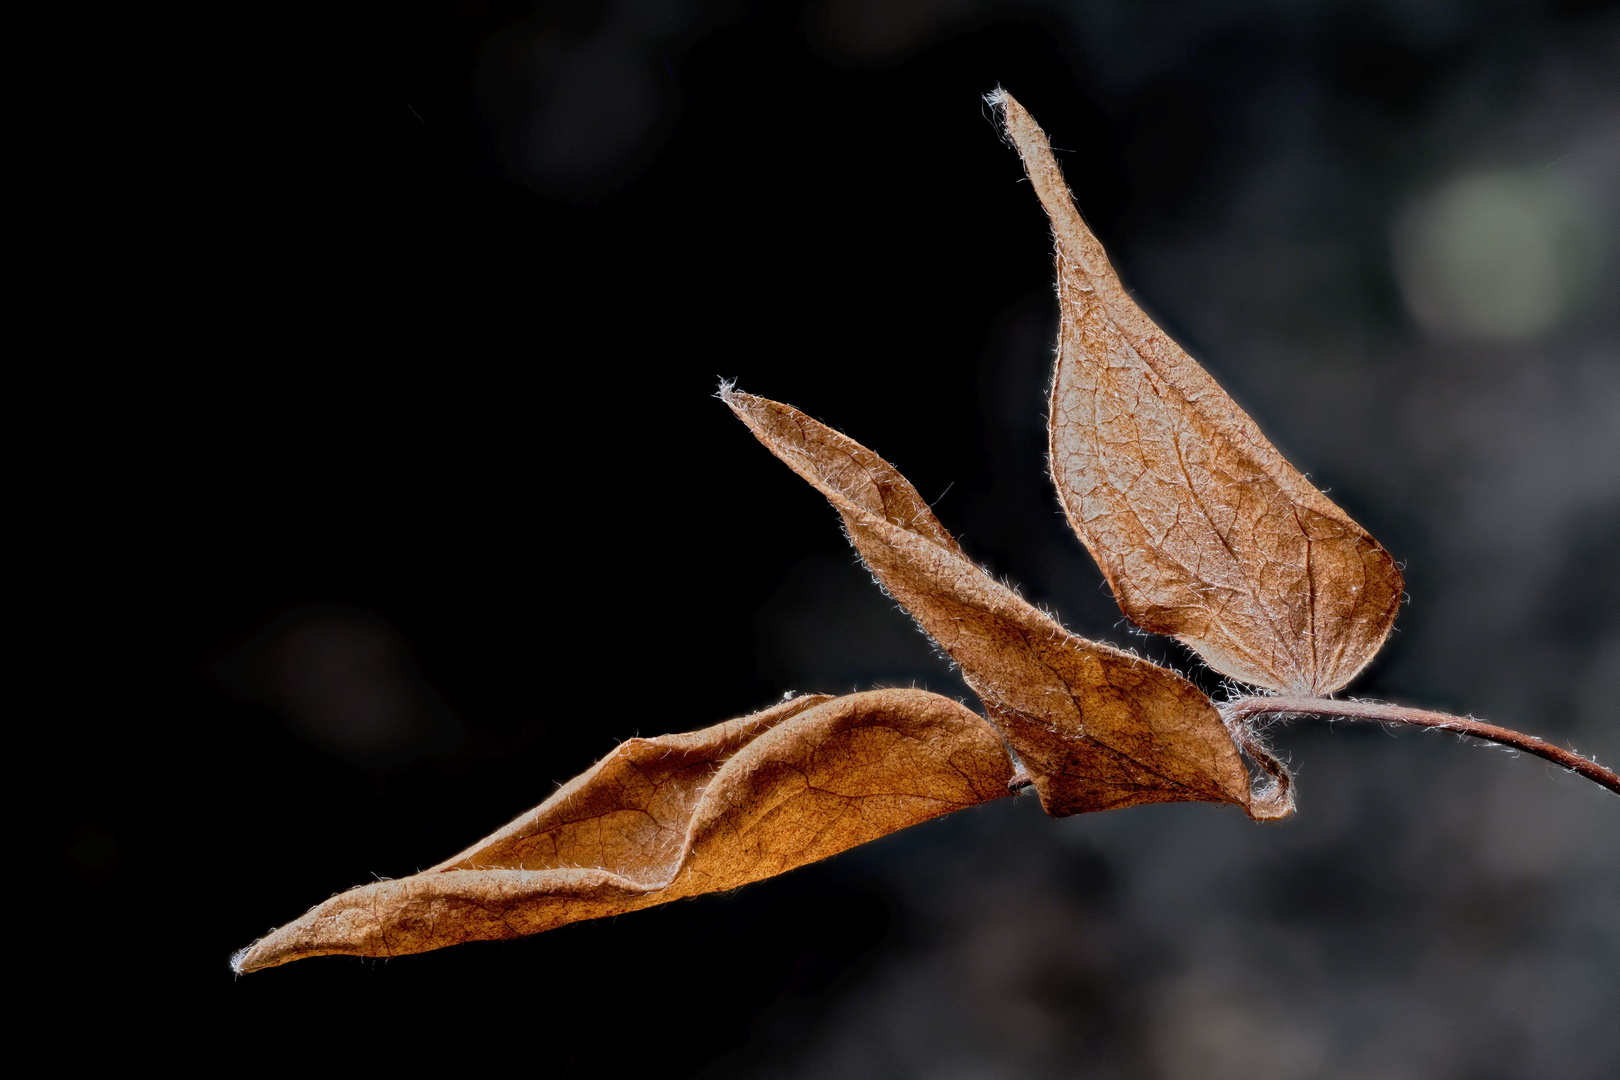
234;689;1012;973
993;89;1403;696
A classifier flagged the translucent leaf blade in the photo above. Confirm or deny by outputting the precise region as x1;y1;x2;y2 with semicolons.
993;89;1403;695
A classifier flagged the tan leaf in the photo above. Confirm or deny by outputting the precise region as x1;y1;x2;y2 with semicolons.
992;89;1403;696
722;387;1288;820
233;688;1011;972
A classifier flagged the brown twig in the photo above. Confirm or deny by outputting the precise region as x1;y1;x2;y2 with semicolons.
1223;696;1620;797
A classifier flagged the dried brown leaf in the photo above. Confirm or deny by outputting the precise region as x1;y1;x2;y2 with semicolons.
233;688;1011;972
992;89;1403;695
722;387;1288;820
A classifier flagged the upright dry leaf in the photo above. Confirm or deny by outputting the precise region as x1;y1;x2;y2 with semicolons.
992;89;1403;696
722;387;1288;820
233;688;1011;972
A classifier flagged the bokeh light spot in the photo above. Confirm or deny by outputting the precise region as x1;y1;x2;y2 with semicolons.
1394;169;1600;340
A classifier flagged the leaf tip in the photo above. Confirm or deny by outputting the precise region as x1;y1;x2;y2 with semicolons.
984;86;1036;145
230;939;267;976
984;86;1026;151
230;914;315;975
716;378;755;420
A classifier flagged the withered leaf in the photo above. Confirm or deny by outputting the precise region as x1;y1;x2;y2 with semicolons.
993;89;1403;696
234;688;1011;972
722;387;1288;820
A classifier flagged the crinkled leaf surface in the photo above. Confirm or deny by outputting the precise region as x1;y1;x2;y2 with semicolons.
234;688;1011;972
993;89;1403;696
723;388;1287;820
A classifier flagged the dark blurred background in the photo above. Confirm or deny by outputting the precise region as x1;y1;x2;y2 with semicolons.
40;1;1617;1074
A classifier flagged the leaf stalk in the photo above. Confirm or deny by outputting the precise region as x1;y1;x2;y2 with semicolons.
1223;696;1620;796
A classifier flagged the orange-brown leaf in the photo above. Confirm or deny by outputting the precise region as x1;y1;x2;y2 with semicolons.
722;387;1287;820
233;689;1011;972
992;89;1403;696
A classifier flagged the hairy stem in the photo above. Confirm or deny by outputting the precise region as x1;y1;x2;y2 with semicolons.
1223;696;1620;797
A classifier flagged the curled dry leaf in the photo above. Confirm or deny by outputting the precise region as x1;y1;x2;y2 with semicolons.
992;89;1403;696
234;688;1012;972
722;387;1290;821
